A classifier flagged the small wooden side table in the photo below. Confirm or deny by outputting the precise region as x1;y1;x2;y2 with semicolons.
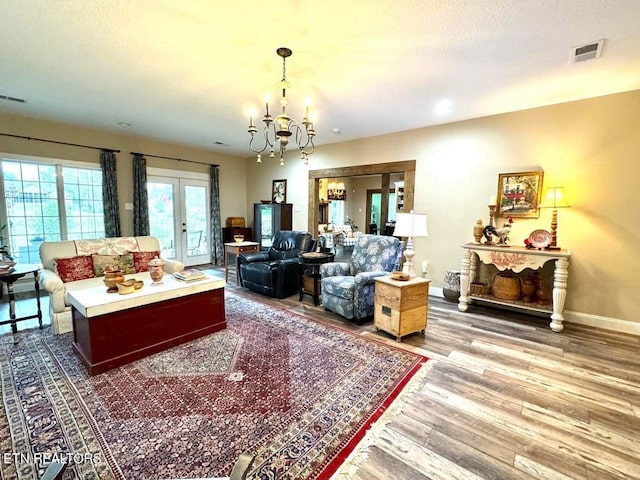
0;263;43;344
224;241;260;284
298;252;335;306
374;276;430;342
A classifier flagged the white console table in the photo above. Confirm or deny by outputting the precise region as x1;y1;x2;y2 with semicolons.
458;243;571;332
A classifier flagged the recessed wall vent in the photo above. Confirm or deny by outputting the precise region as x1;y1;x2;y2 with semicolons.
0;94;26;103
570;39;605;63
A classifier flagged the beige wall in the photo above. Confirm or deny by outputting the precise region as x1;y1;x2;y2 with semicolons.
0;112;249;233
2;90;638;328
246;90;640;328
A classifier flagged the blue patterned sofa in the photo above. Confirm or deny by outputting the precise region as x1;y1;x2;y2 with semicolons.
320;234;403;323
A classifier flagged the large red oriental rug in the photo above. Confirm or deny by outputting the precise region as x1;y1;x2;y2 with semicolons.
0;293;427;480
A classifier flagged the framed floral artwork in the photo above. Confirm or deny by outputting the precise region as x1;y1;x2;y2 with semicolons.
496;171;544;218
272;179;287;204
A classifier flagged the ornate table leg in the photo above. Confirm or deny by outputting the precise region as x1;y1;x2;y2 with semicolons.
550;257;569;332
458;249;472;312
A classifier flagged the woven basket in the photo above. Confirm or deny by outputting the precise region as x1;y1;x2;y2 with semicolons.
491;272;521;300
470;282;490;295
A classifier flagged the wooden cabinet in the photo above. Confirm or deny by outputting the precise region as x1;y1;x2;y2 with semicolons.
458;243;571;332
222;227;252;243
319;202;329;224
253;203;293;248
394;181;405;212
374;276;430;341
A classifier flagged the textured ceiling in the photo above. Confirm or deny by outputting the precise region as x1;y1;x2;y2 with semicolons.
1;0;639;158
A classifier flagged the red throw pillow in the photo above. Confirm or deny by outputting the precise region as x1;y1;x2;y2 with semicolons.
133;251;161;272
55;256;95;283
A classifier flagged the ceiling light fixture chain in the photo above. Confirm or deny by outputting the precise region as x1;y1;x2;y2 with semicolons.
247;47;316;166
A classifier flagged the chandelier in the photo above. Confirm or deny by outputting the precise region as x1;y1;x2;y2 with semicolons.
247;47;316;166
327;181;346;200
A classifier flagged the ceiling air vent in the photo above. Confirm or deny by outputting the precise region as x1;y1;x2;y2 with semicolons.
0;94;26;103
570;39;605;63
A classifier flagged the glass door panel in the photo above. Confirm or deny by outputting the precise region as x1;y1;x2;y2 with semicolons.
259;204;273;248
148;180;177;259
148;177;210;266
181;182;209;265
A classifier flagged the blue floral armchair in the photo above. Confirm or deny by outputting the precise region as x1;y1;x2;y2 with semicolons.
320;234;403;323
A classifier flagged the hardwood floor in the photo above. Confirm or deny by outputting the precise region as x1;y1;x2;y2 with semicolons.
219;272;640;480
3;271;639;480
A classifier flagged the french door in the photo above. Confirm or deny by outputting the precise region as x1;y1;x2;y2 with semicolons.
147;172;210;267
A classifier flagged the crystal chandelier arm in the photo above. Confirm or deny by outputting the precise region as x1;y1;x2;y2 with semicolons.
248;123;277;154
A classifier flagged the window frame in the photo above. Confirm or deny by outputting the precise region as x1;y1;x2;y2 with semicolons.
0;152;104;263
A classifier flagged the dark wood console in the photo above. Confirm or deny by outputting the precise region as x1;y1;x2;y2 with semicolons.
72;288;225;375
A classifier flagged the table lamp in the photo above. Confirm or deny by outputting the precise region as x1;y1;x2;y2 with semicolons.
539;186;569;250
393;211;428;277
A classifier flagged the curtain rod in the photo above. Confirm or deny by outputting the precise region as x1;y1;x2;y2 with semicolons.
0;132;120;153
130;151;218;167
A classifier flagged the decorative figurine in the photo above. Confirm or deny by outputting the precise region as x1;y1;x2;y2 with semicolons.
483;216;513;246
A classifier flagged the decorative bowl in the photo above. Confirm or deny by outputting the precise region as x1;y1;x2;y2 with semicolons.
116;279;136;295
233;235;244;243
103;270;125;293
390;271;410;281
133;280;144;290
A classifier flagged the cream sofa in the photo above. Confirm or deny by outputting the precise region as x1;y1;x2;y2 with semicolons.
39;236;184;334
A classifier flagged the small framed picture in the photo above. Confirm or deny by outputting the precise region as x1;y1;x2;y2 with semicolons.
272;179;287;204
496;171;544;218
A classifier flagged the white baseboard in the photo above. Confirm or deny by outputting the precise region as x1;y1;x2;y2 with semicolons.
563;310;640;336
428;288;639;336
430;286;444;298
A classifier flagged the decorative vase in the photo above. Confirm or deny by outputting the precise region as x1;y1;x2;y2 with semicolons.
473;219;484;244
521;275;536;302
536;277;551;304
103;270;125;293
148;256;165;285
443;270;461;302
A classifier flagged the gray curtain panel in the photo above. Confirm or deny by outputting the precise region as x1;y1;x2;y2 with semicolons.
132;153;150;236
210;165;224;265
100;150;121;237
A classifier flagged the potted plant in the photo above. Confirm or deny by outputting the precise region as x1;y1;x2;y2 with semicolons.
345;218;358;232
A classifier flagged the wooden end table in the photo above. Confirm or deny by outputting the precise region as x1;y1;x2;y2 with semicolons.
0;263;43;344
374;276;430;342
298;252;335;306
224;241;260;284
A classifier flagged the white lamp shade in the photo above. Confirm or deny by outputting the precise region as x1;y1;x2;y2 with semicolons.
539;186;569;209
393;212;428;238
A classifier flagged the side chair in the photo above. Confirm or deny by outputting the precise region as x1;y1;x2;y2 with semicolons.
320;234;403;323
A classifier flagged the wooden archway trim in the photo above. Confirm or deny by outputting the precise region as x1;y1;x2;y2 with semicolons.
307;160;416;235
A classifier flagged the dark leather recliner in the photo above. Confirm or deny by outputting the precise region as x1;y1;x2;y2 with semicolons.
237;230;313;298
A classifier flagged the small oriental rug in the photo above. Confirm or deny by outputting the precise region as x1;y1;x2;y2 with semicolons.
0;293;427;480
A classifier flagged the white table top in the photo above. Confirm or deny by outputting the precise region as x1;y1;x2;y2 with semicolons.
224;241;259;247
67;274;225;318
